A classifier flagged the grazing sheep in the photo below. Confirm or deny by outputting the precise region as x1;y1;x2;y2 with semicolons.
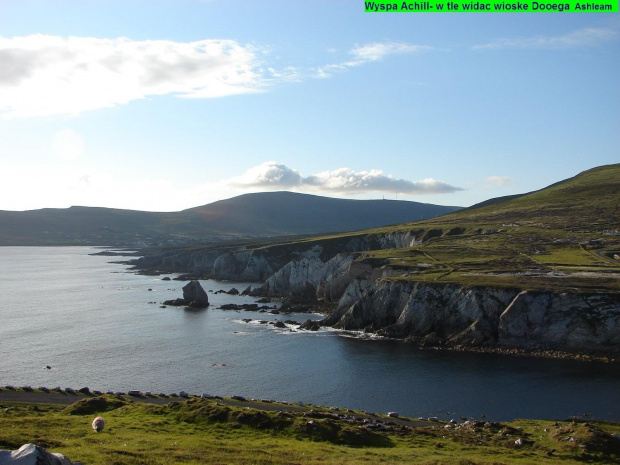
92;417;105;432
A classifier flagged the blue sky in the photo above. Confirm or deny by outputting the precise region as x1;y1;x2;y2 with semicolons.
0;1;618;211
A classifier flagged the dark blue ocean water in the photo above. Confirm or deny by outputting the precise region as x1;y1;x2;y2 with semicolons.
1;247;619;422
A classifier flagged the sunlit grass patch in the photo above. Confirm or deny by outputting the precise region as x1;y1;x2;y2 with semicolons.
2;393;620;464
531;244;612;267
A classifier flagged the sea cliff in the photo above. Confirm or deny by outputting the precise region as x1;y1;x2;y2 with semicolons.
132;230;620;357
322;279;620;355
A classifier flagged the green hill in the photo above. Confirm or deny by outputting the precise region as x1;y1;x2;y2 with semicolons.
448;163;619;228
244;164;620;293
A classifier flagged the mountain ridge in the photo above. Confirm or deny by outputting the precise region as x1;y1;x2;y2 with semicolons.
0;191;461;246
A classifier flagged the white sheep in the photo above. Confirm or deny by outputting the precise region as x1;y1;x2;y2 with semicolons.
92;417;105;432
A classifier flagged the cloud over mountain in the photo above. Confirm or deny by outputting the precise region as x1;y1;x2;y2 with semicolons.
228;161;462;195
229;162;304;189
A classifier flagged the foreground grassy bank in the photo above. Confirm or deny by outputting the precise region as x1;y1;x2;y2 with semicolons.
1;390;619;464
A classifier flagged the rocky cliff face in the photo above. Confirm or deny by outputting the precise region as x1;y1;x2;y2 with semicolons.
133;248;274;281
340;230;424;252
321;279;620;354
261;252;385;301
131;229;429;280
498;290;620;352
212;251;274;281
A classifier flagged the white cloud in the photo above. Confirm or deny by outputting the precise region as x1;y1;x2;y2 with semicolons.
351;42;431;62
229;162;304;188
0;35;266;118
485;175;513;186
316;41;432;78
0;36;435;118
227;161;462;195
473;25;618;50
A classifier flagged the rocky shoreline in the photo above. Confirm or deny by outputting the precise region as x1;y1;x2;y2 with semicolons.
407;342;618;363
327;326;618;363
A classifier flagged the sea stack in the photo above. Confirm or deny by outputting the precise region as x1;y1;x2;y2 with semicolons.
182;280;209;308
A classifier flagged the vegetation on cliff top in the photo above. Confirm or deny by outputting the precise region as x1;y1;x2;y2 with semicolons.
241;163;620;293
1;391;620;465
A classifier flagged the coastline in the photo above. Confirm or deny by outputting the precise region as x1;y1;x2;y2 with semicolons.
0;386;610;426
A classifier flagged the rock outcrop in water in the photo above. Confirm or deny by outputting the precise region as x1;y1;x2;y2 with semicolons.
182;281;209;308
163;280;209;309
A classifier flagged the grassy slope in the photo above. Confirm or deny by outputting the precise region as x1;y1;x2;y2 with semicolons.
1;392;619;465
247;164;620;293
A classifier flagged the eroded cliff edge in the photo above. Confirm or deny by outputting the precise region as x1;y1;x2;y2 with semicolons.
131;228;620;357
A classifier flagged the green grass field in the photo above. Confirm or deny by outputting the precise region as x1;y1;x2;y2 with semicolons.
1;392;620;465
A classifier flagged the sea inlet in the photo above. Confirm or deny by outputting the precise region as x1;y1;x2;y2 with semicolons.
1;246;618;422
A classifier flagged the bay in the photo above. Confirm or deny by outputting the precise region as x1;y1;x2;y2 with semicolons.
1;247;619;422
